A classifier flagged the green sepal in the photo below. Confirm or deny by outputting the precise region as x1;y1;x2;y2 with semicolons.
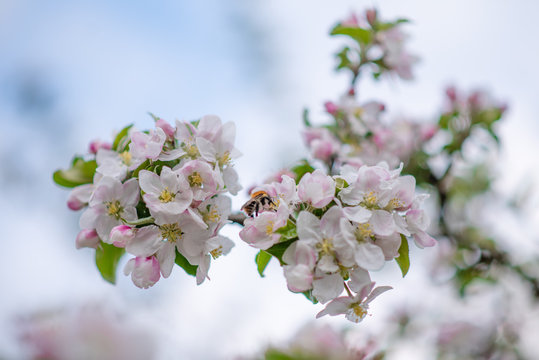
95;242;125;284
291;159;315;184
255;250;272;277
265;239;297;265
174;250;198;276
301;289;318;304
330;24;372;44
302;108;311;127
336;46;352;70
112;124;133;151
395;234;410;277
53;157;97;188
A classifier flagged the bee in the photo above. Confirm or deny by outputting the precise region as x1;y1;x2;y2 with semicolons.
241;190;277;217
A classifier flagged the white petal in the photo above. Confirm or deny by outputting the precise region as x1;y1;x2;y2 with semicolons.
316;297;351;318
138;170;162;195
349;268;371;293
354;242;385;271
196;137;217;162
126;226;162;256
343;206;372;224
365;286;393;304
157;242;176;278
297;211;321;243
370;210;396;236
312;273;344;304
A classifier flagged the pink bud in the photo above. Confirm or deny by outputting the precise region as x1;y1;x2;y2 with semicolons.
76;229;100;249
445;86;457;103
366;9;377;26
341;13;359;27
110;225;134;248
124;256;161;289
155;118;175;138
324;101;339;116
88;140;112;154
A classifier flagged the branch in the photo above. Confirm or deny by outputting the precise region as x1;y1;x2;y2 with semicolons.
228;212;246;226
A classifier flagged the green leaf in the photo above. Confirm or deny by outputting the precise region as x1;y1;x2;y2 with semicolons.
276;220;297;240
331;25;372;44
336;46;352;70
53;157;97;188
112;124;133;151
265;239;296;265
95;243;125;284
174;250;198;276
395;234;410;277
301;289;318;304
255;250;272;277
302;108;311;127
291;159;315;184
263;349;296;360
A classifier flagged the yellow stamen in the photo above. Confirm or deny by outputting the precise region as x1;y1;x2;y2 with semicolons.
203;208;220;223
159;187;175;203
160;223;182;243
185;143;199;158
119;151;132;166
387;198;404;210
316;238;334;256
265;221;275;236
219;151;231;166
355;223;373;242
105;200;122;219
364;191;378;207
188;172;203;187
210;246;223;259
350;303;367;321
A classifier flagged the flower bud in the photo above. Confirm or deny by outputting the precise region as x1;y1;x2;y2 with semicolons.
124;256;161;289
110;225;135;248
76;229;100;249
88;140;112;154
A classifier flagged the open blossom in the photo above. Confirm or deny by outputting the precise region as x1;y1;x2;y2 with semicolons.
297;169;335;208
96;148;142;180
303;128;341;162
194;235;235;285
124;256;161;289
239;204;289;250
138;167;193;219
79;177;139;242
129;127;166;160
176;159;223;202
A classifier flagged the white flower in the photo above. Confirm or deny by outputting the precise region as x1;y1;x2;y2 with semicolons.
297;169;336;208
79;177;139;242
123;256;161;289
129;128;166;160
138;167;193;221
176;159;223;201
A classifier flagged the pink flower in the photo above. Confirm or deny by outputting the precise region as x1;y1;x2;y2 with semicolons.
324;101;338;116
155;118;175;138
123;256;161;289
239;204;289;250
75;229;99;249
303;128;341;163
176;160;223;201
297;169;335;208
109;225;134;248
88;140;112;154
67;184;94;211
282;241;317;292
129;128;166;160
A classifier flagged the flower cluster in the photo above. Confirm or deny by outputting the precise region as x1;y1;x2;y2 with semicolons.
239;162;435;322
61;115;241;288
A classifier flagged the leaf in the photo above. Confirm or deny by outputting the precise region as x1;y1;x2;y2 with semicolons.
301;289;318;304
275;220;297;240
396;234;410;277
174;250;198;276
336;46;352;70
290;159;315;184
302;108;311;127
264;349;295;360
53;157;97;188
330;25;372;44
255;250;272;277
112;124;133;151
95;242;125;284
265;239;296;265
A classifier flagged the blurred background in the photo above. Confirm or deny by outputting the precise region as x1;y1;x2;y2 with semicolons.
0;0;538;358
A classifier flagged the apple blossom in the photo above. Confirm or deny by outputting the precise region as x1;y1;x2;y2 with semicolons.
124;256;161;289
297;169;336;208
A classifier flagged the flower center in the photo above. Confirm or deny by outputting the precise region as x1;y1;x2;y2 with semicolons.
316;237;334;256
363;191;378;208
265;220;274;236
350;303;367;322
188;172;204;187
210;246;223;259
218;151;231;166
160;223;182;243
386;197;404;211
355;223;373;242
203;207;221;223
185;143;199;158
105;200;123;219
159;187;175;203
119;151;132;166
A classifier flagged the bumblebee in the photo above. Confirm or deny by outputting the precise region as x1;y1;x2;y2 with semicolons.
241;190;277;217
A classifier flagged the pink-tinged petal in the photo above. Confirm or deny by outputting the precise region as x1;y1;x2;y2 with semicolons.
121;178;140;207
110;225;134;248
354;243;385;271
294;241;317;268
175;120;196;142
158;148;185;161
316;297;352;318
196;137;217;163
317;254;339;273
67;184;94;211
297;170;335;208
348;268;371;293
365;286;393;304
312;273;344;304
122;206;138;222
197;115;222;140
196;254;211;285
338;184;363;206
95;214;119;242
155;118;175;138
393;213;410;236
220;121;236;148
223;167;242;196
390;175;415;210
413;231;437;248
376;233;402;260
126;226;162;257
124;256;161;289
343;206;371;224
79;206;101;230
297;211;321;243
284;264;313;292
370;210;396;236
76;229;99;249
157;242;176;278
138;171;162;196
320;206;343;238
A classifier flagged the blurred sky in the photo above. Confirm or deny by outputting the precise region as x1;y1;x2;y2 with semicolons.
1;0;538;359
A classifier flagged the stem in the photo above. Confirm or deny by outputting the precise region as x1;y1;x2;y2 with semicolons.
228;212;246;226
124;216;155;226
344;281;354;298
